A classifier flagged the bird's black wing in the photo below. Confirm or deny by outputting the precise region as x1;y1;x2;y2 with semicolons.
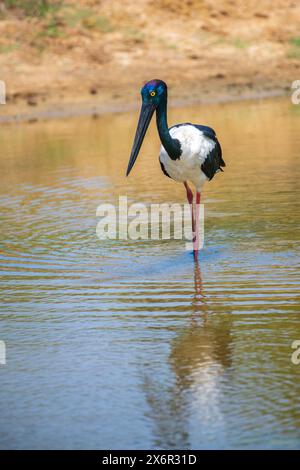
169;122;225;180
194;124;225;181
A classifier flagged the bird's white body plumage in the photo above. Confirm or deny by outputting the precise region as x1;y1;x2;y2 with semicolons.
159;124;216;190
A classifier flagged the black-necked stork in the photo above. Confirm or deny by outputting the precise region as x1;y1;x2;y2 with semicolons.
126;79;225;261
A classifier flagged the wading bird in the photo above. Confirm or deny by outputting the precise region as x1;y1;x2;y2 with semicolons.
126;79;225;261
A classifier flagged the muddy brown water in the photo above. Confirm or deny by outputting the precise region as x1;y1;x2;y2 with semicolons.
0;97;299;449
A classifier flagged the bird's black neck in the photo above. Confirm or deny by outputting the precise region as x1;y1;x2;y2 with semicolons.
156;98;181;160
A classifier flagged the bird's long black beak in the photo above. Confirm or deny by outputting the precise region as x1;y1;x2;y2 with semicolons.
126;103;155;176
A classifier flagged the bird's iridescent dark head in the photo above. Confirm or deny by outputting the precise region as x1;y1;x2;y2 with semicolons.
126;79;167;177
140;79;167;107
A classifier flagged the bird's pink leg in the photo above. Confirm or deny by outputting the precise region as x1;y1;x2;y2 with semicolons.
184;181;195;231
194;191;201;262
184;182;197;258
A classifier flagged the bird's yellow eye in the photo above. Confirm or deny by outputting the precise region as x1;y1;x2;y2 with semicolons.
150;91;156;97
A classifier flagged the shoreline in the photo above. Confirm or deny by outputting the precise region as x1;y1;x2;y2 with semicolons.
0;86;289;125
0;0;298;126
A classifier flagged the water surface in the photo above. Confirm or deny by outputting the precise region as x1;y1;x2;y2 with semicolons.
0;97;300;449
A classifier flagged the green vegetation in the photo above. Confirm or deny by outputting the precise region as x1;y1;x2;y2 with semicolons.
63;6;114;33
3;0;61;17
288;49;300;59
232;38;249;49
158;37;178;50
41;17;63;38
289;37;300;47
1;2;115;53
0;42;19;54
288;37;300;60
123;28;145;43
82;16;114;33
63;6;94;27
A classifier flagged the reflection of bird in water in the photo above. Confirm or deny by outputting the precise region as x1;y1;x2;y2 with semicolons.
141;264;233;448
192;261;208;318
177;263;232;370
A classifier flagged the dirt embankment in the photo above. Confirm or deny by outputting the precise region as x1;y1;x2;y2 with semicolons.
0;0;299;122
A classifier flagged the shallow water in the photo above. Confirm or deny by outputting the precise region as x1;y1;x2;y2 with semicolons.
0;97;300;449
